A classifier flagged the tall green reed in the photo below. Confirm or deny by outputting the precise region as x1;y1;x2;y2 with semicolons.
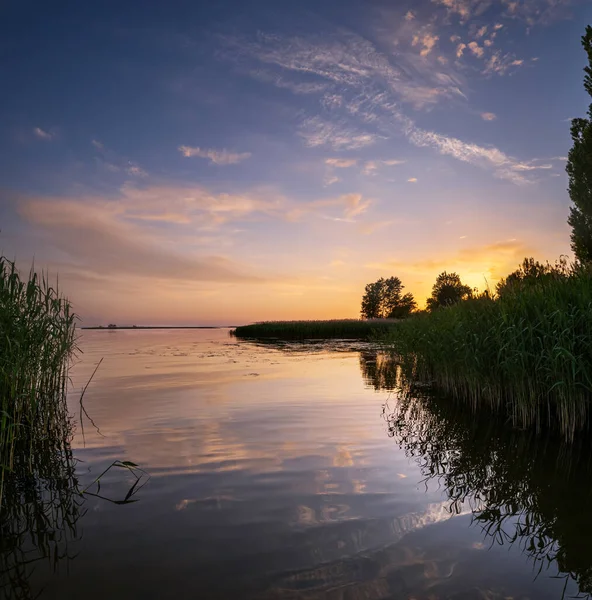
382;264;592;440
0;255;77;505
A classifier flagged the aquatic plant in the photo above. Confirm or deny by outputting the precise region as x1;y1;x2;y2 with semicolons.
0;255;78;502
232;319;399;340
382;262;592;440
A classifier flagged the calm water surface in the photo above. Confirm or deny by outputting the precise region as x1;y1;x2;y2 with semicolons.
5;329;592;599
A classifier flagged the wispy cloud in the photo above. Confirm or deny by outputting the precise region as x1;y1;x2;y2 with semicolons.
481;112;497;120
287;192;372;222
363;159;406;175
178;145;252;165
408;177;418;183
325;158;357;168
299;117;378;150
405;125;541;184
432;0;572;25
92;139;149;177
33;127;54;140
222;25;556;185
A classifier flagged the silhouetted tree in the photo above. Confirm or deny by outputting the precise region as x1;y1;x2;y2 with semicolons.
426;271;472;310
361;277;416;319
496;257;569;297
567;26;592;262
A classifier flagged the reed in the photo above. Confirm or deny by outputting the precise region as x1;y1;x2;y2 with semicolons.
382;264;592;440
0;255;77;504
232;319;399;340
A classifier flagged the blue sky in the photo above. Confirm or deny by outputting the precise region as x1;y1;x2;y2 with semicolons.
0;0;590;324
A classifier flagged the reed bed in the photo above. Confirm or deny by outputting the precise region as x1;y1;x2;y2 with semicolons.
0;256;77;505
232;319;399;340
383;267;592;440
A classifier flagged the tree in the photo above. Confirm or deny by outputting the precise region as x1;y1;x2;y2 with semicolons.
426;271;472;311
360;277;416;319
496;257;568;297
567;26;592;263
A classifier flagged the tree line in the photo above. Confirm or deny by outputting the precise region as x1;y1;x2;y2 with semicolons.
360;272;473;319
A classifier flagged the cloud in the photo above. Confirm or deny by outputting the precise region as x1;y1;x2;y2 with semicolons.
431;0;492;22
342;193;372;218
412;32;440;57
432;0;571;25
224;30;467;111
456;43;467;58
405;125;541;183
299;117;378;150
33;127;54;140
18;195;264;284
224;28;546;185
287;192;372;222
324;175;340;186
126;165;148;177
407;177;418;183
468;41;485;58
481;112;497;120
476;25;488;38
325;158;357;168
501;0;573;26
483;51;526;75
178;145;252;165
363;159;406;175
249;69;329;94
92;139;148;177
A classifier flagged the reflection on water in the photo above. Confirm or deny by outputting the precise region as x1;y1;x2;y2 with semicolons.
364;349;592;598
3;331;592;599
0;412;82;599
384;389;592;598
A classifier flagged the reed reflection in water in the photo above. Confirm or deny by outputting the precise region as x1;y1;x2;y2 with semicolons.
361;350;592;598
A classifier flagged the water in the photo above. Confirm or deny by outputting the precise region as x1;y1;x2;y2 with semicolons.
2;329;591;599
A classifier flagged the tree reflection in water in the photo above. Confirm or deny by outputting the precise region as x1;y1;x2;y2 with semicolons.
362;350;592;598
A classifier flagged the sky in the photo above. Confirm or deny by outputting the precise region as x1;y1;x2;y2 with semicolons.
0;0;590;325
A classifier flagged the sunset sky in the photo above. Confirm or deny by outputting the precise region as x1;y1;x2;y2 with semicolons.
1;0;590;325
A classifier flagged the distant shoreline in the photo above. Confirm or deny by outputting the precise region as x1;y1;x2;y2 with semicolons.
81;326;236;330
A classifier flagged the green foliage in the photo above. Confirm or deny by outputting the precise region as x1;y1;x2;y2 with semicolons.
425;271;472;311
383;261;592;440
567;25;592;262
496;256;569;297
232;319;398;340
0;256;77;505
360;276;416;319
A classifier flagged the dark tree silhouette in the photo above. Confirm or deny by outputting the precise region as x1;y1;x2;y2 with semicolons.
426;271;472;310
567;26;592;262
360;277;416;319
496;257;569;297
